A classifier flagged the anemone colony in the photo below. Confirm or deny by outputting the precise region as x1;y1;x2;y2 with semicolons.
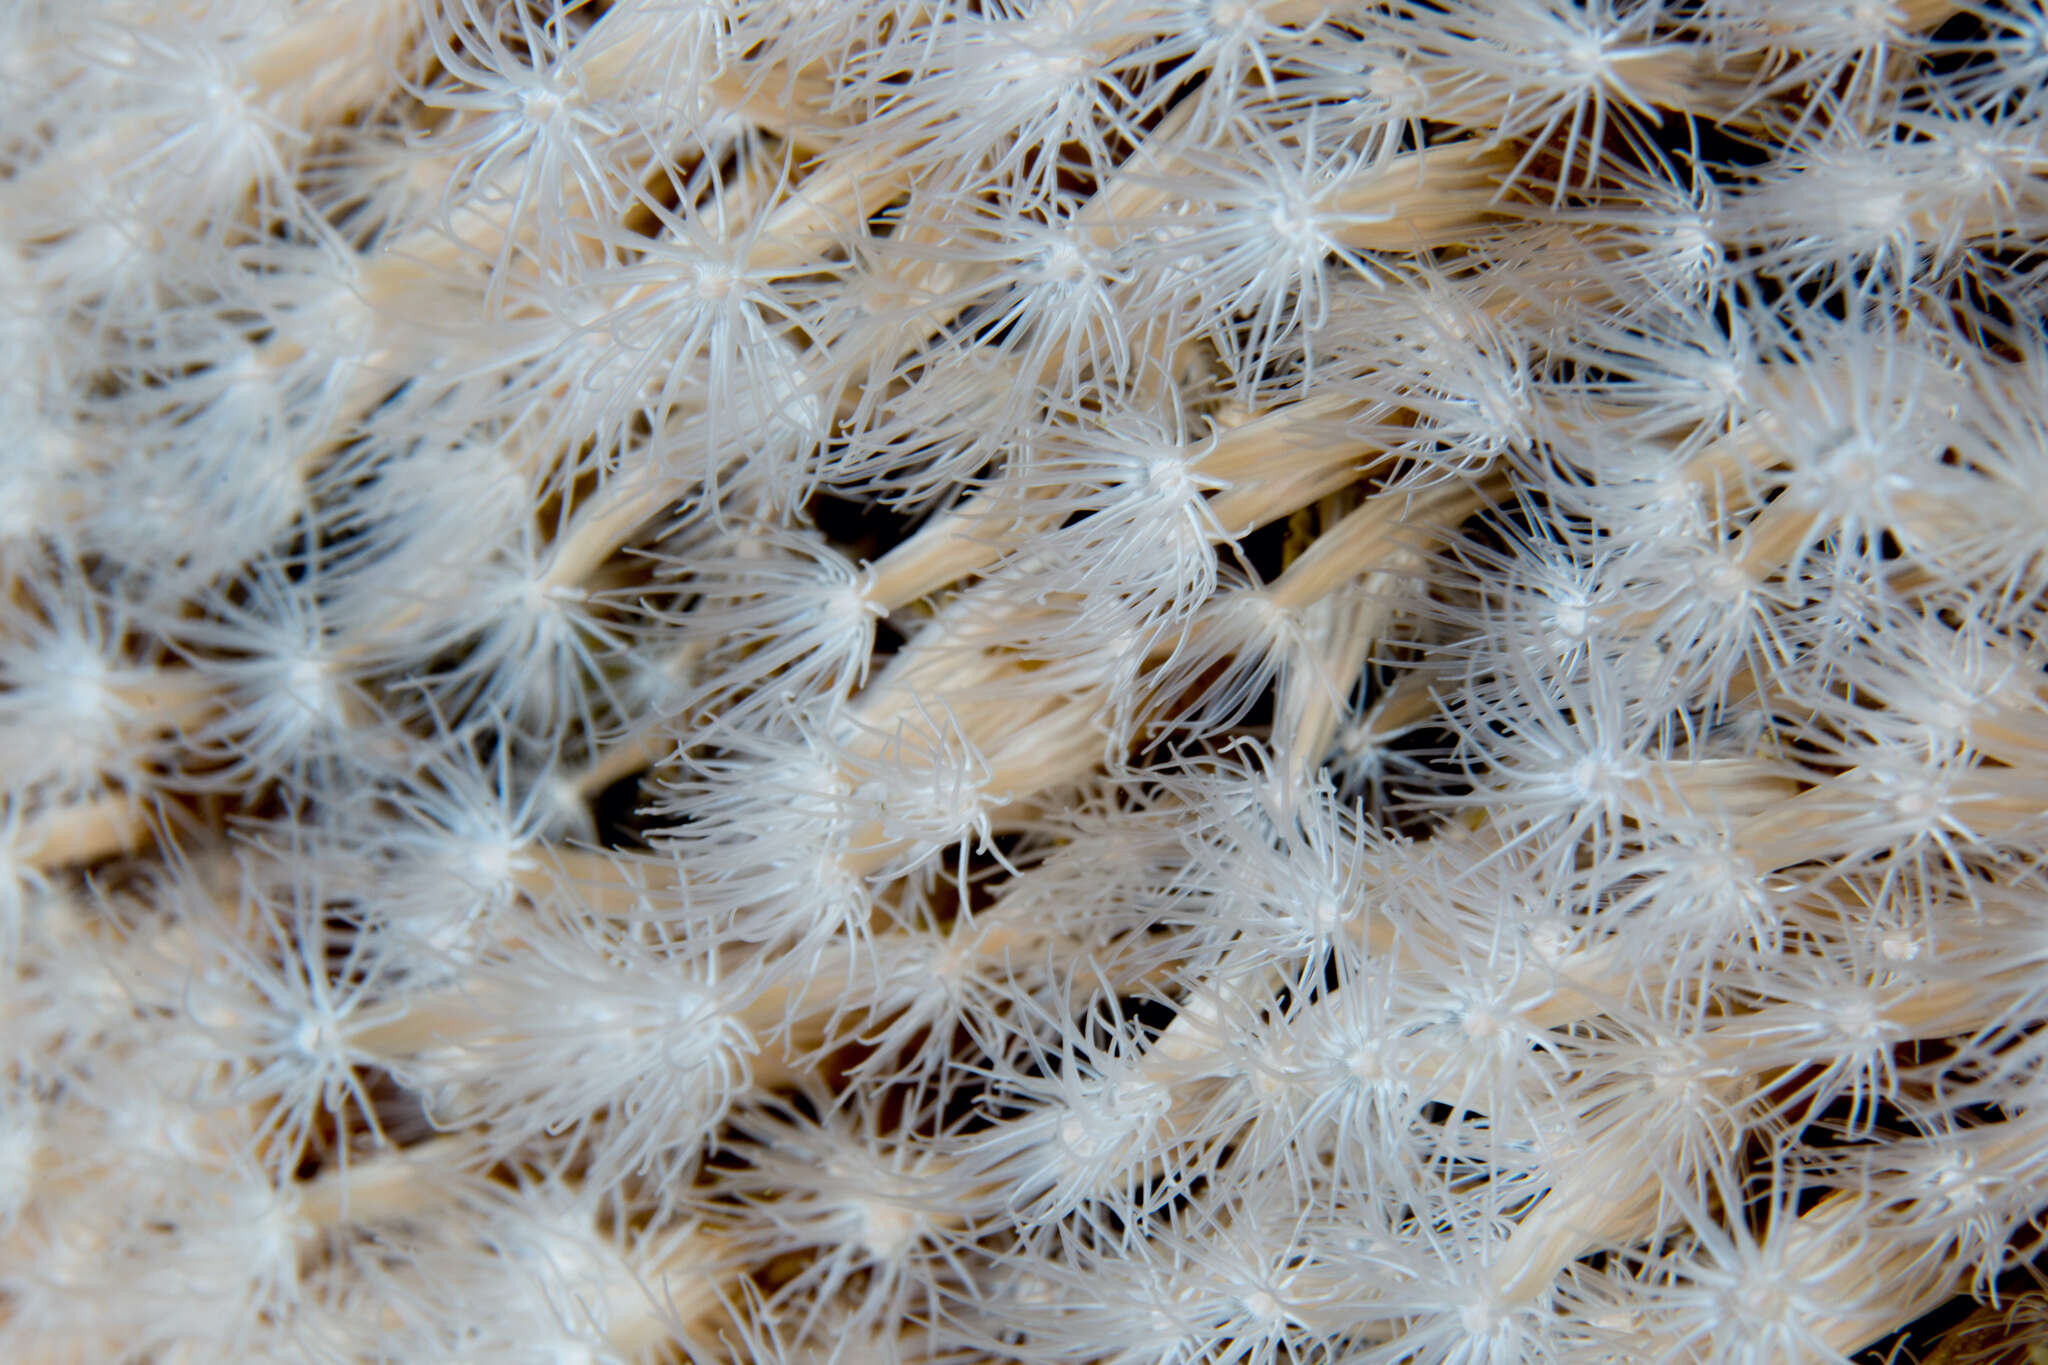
6;1;2048;1362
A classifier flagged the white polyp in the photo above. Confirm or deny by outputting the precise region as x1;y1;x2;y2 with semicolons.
1568;752;1640;804
849;1193;922;1260
1268;193;1327;257
1366;62;1425;115
1878;930;1922;963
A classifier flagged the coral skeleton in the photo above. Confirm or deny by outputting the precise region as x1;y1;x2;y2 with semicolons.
5;0;2048;1361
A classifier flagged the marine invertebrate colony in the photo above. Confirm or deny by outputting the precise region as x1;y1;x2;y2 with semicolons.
5;1;2048;1361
